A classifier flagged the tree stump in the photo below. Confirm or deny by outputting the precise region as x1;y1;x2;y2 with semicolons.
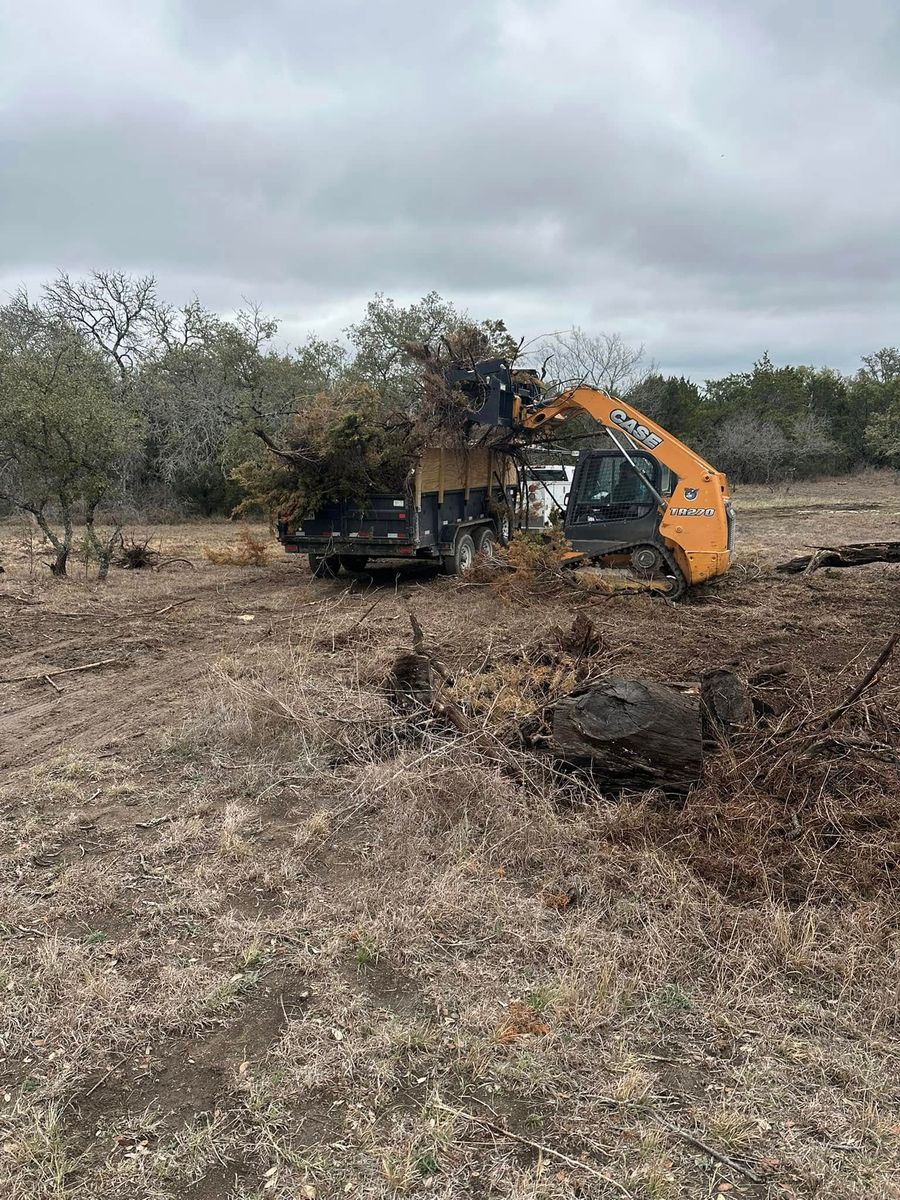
700;669;753;742
551;678;703;792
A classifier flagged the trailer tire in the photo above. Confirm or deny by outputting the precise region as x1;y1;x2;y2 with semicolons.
339;554;369;573
442;532;476;576
309;553;341;579
474;526;497;560
495;513;511;545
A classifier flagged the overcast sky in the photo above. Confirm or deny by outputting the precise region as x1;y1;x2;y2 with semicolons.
1;0;898;380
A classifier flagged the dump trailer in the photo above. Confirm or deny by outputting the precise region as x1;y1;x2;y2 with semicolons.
277;357;523;577
276;444;518;577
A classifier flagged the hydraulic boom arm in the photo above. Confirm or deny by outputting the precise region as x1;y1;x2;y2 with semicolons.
517;386;733;589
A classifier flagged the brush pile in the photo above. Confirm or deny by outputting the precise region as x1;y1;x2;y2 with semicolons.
115;536;160;570
465;528;617;602
388;613;899;901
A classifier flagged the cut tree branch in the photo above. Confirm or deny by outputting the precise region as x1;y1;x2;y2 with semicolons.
0;657;124;684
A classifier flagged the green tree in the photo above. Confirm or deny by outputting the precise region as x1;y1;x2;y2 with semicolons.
0;297;140;576
705;353;810;430
852;348;900;467
344;292;518;409
626;374;705;442
864;409;900;466
802;366;854;461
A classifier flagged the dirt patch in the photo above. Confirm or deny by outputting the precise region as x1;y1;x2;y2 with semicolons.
1;488;899;1200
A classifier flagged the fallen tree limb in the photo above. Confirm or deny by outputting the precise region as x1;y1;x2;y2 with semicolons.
155;557;196;571
777;542;900;574
0;657;124;684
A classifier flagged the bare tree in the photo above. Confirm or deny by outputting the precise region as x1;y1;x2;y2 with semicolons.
43;271;158;378
536;328;653;395
700;413;791;485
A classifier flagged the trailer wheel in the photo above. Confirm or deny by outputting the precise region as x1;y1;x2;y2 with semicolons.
339;554;369;573
474;527;497;560
309;553;341;578
495;513;511;545
442;532;476;576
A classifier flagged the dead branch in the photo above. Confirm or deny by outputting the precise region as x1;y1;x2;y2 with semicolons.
141;597;196;617
777;542;900;574
435;1102;629;1194
658;1118;763;1184
814;632;898;732
155;557;197;571
0;657;124;684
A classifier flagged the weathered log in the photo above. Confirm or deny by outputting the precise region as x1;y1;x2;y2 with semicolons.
776;542;900;574
551;678;703;791
700;669;753;742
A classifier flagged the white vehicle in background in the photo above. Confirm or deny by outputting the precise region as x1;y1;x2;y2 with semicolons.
523;457;578;527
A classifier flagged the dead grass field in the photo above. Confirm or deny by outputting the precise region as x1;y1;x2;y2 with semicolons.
0;473;898;1200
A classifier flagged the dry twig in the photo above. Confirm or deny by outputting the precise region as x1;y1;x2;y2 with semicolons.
814;632;898;731
0;657;123;684
658;1117;763;1184
435;1102;630;1194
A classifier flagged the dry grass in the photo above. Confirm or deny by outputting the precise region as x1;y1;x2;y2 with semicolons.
203;527;271;567
0;477;899;1198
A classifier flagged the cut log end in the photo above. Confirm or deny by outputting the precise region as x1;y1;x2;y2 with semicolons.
700;669;753;741
551;677;703;792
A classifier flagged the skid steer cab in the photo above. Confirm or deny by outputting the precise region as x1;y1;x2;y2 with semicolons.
564;451;672;551
557;448;732;598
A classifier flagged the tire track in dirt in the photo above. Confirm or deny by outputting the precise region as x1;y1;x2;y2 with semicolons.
0;563;317;781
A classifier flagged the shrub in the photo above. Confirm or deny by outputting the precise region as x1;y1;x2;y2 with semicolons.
204;527;269;566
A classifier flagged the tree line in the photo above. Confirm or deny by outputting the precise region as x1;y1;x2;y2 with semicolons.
0;273;896;576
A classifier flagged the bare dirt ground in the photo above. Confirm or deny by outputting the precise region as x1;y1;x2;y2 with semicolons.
0;472;898;1199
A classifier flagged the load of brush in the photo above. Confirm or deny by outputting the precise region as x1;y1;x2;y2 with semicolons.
235;323;524;521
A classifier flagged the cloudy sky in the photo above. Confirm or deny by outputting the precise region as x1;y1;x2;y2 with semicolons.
1;0;898;380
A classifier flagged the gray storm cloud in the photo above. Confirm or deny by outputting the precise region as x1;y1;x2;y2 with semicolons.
1;0;898;379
